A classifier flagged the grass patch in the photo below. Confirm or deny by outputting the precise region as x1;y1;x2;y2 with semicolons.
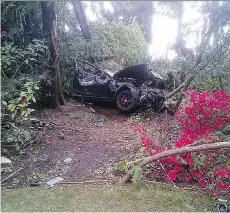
1;183;216;212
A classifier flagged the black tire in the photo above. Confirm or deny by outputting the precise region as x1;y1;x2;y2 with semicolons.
116;90;137;112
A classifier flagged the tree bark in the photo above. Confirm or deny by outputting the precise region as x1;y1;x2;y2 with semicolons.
175;1;183;57
174;75;194;110
227;71;230;95
71;0;91;41
119;141;230;184
41;1;65;108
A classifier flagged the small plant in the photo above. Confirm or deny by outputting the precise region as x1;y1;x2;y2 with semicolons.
132;166;142;188
116;160;132;172
1;79;41;153
4;81;39;120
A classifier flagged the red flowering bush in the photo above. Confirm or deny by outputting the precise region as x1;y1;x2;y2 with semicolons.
133;90;230;198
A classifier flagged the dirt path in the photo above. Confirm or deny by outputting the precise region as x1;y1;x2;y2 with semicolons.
6;101;141;187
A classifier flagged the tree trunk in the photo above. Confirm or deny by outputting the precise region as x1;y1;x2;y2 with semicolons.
71;0;91;41
175;1;183;57
227;71;230;95
41;1;65;108
119;141;230;184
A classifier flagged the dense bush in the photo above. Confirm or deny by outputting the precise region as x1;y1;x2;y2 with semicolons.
1;79;42;153
1;38;50;153
1;38;49;79
133;90;230;198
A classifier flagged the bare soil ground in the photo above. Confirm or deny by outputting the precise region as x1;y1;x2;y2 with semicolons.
3;101;140;187
3;100;178;188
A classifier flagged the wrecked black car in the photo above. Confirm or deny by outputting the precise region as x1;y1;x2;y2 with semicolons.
73;59;166;112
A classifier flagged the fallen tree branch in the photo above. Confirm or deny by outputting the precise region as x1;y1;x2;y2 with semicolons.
174;75;194;110
75;57;104;73
1;167;23;184
119;141;230;184
166;83;185;99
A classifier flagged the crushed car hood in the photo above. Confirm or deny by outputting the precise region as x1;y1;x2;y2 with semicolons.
113;64;163;83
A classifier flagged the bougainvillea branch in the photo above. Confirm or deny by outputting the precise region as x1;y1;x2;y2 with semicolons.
119;141;230;184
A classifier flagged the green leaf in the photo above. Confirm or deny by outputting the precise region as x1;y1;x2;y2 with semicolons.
24;111;30;117
2;101;7;106
20;92;27;97
32;96;36;103
25;59;29;64
8;103;14;110
11;111;17;119
34;86;39;90
21;110;26;117
26;95;32;102
17;97;22;102
10;105;16;112
17;104;26;107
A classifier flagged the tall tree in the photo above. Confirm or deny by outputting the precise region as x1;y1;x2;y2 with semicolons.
41;1;65;108
227;72;230;95
71;0;91;41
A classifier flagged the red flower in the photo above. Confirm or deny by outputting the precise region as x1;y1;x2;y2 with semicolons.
215;168;228;179
166;170;177;182
21;99;26;105
198;179;206;187
184;176;191;181
215;181;229;190
46;139;52;145
174;164;184;172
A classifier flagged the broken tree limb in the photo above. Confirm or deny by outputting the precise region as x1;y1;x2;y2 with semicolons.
166;73;195;100
174;75;194;110
75;57;104;73
119;141;230;184
1;167;23;184
166;82;185;99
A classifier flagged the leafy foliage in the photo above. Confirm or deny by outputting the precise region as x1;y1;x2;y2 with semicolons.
1;78;42;153
1;39;49;79
133;90;230;198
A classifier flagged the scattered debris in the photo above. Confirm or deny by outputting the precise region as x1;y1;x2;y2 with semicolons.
89;106;95;113
1;156;12;165
23;117;46;130
58;133;65;139
64;158;72;163
38;154;49;162
1;167;23;184
45;122;56;130
47;177;64;186
30;180;41;187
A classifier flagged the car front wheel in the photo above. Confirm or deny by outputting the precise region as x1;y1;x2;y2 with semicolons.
116;90;137;112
